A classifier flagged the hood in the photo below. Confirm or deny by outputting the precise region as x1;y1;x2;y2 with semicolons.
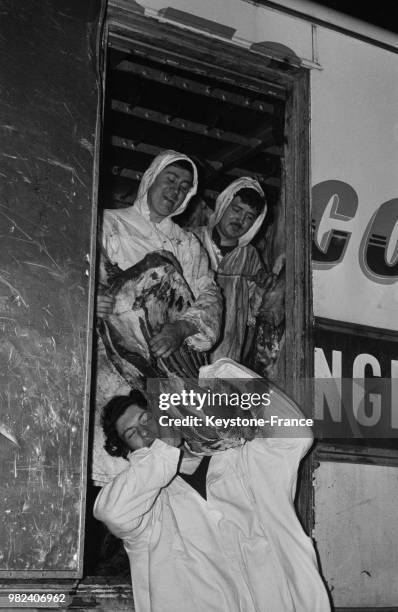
208;177;267;247
134;150;198;221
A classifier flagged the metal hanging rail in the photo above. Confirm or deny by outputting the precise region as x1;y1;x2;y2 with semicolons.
226;167;275;183
111;100;263;148
111;137;223;170
114;60;276;114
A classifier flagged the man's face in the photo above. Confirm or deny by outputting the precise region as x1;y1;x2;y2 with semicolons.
217;196;259;242
116;404;159;452
147;164;193;223
115;403;182;452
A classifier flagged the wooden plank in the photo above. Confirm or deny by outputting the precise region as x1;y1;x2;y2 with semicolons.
282;71;313;533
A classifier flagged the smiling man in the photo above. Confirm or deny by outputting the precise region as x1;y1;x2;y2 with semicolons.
93;151;222;487
195;177;269;363
98;150;222;359
146;161;193;223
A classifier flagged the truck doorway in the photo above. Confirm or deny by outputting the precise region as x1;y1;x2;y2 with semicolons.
85;6;312;580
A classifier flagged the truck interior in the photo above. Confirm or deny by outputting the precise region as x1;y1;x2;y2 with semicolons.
85;19;311;577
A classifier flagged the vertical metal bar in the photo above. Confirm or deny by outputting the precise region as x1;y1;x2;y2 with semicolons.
76;0;108;578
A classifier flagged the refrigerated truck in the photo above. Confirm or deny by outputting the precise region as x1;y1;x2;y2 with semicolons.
102;3;398;606
1;0;397;609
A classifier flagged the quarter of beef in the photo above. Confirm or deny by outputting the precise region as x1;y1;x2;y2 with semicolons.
98;250;256;453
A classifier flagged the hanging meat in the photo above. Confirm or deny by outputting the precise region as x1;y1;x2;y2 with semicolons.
98;250;208;384
97;250;255;453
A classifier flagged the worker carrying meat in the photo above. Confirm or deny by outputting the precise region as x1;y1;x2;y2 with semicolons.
194;177;270;363
94;359;332;612
97;150;222;359
93;151;222;485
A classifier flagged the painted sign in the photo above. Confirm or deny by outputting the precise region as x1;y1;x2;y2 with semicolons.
311;30;398;330
314;324;398;440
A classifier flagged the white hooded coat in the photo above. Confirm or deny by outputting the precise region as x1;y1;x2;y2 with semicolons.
101;150;222;351
94;359;331;612
93;151;223;486
195;177;267;361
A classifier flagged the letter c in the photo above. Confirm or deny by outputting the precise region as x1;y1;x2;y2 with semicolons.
312;180;358;270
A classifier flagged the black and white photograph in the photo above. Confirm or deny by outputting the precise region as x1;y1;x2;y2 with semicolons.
0;0;397;610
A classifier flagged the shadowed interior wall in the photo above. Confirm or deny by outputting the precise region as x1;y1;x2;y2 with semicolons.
0;0;101;575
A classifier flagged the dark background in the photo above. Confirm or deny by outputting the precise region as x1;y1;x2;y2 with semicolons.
312;0;398;33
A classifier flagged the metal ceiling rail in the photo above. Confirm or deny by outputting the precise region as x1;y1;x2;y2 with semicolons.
225;168;281;188
205;124;276;179
112;166;143;181
112;165;281;190
111;136;163;157
263;177;281;187
225;168;281;187
110;136;223;168
264;145;283;156
114;60;276;115
204;189;220;200
108;28;291;97
226;167;270;182
111;100;263;148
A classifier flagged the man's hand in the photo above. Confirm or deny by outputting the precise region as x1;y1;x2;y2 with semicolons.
272;253;285;276
149;321;197;358
254;269;274;291
96;295;114;317
254;255;286;290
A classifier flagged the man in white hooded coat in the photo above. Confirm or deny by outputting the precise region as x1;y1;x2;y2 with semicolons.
93;151;222;485
194;177;267;363
100;150;222;356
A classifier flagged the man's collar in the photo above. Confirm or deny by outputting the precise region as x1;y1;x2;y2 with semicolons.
212;226;237;257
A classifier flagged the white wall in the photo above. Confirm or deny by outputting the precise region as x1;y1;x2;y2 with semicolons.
314;460;398;607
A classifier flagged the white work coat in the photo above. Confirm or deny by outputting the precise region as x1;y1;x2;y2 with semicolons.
94;437;331;612
93;151;223;485
101;150;222;352
195;177;267;361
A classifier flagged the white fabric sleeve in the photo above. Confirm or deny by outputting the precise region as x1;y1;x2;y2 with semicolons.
93;440;180;539
178;234;223;351
101;212;121;264
247;435;313;503
249;392;313;500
